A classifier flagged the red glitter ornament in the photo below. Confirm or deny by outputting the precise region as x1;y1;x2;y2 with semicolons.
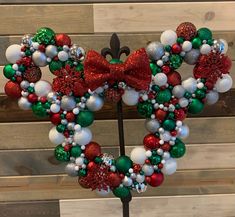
4;81;21;98
55;34;71;46
23;66;42;83
50;113;61;125
143;134;160;150
108;172;121;187
176;22;197;41
66;112;75;122
104;88;122;103
175;109;186;121
16;57;32;67
84;142;101;160
167;71;181;86
155;109;167;122
148;172;164;187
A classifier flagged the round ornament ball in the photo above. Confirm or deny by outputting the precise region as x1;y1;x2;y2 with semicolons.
122;176;133;186
182;41;192;52
200;44;211;55
18;97;32;110
54;144;70;162
136;174;145;183
50;103;60;113
156;89;172;104
162;119;176;131
113;186;130;198
122;89;140;106
170;138;186;158
70;146;82;158
33;27;55;45
130;147;147;165
145;119;160;133
143;134;160;150
148;172;164;187
218;39;228;54
58;51;69;62
61;96;76;111
34;80;52;97
65;163;78;177
206;91;219;105
215;74;233;93
23;66;42;83
49;126;65;145
76;110;94;127
153;73;167;86
84;142;101;160
74;128;92;146
167;71;181;86
197;27;212;41
45;45;58;58
179;97;189;108
70;44;85;62
142;164;154;176
172;85;185;98
182;77;197;93
50;113;61;125
55;33;71;46
3;64;15;79
176;22;197;41
96;188;110;196
115;155;133;173
161;158;177;175
184;49;200;65
188;98;204;114
4;81;22;98
137;102;153;118
146;41;165;60
178;124;189;139
108;172;121;187
5;44;22;63
86;94;104;111
32;51;47;67
160;30;177;46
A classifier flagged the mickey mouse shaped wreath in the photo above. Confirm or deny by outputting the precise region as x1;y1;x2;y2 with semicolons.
3;22;233;198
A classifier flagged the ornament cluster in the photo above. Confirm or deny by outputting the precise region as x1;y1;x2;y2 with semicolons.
3;23;233;198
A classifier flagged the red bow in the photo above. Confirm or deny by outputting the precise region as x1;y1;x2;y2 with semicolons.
84;48;152;91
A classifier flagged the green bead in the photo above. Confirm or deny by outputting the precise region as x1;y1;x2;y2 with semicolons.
60;113;65;119
54;144;70;162
150;62;160;76
43;101;51;109
75;63;84;72
113;186;130;198
25;49;31;56
3;64;15;79
32;102;47;117
149;155;161;165
188;98;204;114
184;92;192;99
170;138;186;158
207;39;214;46
175;104;180;109
94;156;102;164
83;158;88;164
33;27;55;45
78;169;87;177
18;65;26;72
110;59;123;64
162;119;176;131
76;110;94;127
169;54;182;69
177;37;184;44
49;61;63;73
167;112;175;119
197;28;212;41
152;85;160;92
56;124;66;133
164;45;171;52
195;89;206;99
137;102;153;118
115;155;133;173
156;89;172;104
192;37;202;49
70;146;82;157
11;77;16;81
27;86;34;93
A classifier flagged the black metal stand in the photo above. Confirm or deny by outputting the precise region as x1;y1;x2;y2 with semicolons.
101;33;132;217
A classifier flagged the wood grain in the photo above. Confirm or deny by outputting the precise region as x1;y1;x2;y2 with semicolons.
94;2;235;32
1;31;234;65
60;194;235;217
0;200;60;217
0;143;235;176
0;117;234;149
0;5;93;35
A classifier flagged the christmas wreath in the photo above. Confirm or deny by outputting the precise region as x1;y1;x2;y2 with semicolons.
3;22;233;198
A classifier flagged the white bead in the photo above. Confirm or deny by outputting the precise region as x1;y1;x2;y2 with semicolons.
75;157;84;166
61;96;76;111
160;131;171;141
34;80;52;97
142;94;148;101
130;147;147;165
163;152;170;159
153;73;167;86
12;64;19;70
95;87;104;94
58;51;69;62
215;74;233;93
159;139;164;145
157;148;163;155
20;81;30;89
129;168;134;173
49;127;65;145
32;42;39;49
182;77;197;93
74;128;92;146
182;41;192;52
145;119;160;133
73;108;79;115
176;120;182;127
200;44;211;55
156;60;163;67
179;97;189;107
197;82;204;89
18;97;32;110
122;89;140;106
122;176;133;186
160;30;177;46
50;104;60;113
5;44;22;63
161;158;177;175
74;124;81;132
67;123;75;130
145;150;152;157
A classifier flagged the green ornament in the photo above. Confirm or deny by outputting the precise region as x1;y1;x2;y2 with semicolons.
195;89;206;99
197;28;212;41
149;155;161;165
162;119;176;131
151;85;160;92
94;156;102;164
54;144;70;162
33;27;55;45
169;54;182;69
115;155;133;173
177;37;184;44
78;169;87;177
184;92;192;99
76;110;94;127
56;124;66;133
25;49;32;56
164;45;171;52
70;146;82;157
32;102;47;117
188;98;204;114
3;64;15;79
43;101;51;109
207;39;214;46
27;86;34;93
75;63;84;72
49;61;63;73
167;112;175;120
192;37;202;49
113;186;130;198
137;102;153;118
156;89;172;104
170;138;186;158
150;62;160;76
18;65;26;72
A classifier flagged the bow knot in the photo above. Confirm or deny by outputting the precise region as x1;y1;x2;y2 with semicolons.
109;64;125;81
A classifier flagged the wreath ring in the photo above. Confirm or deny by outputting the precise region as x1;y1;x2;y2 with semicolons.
3;22;233;198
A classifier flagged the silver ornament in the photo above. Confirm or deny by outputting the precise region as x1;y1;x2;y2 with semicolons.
146;41;165;60
65;163;78;177
145;119;160;133
61;96;76;111
47;91;57;102
172;85;185;98
32;51;47;67
22;34;33;47
45;45;58;58
101;153;114;166
142;164;154;176
69;44;85;61
122;176;133;186
184;49;200;65
86;94;104;111
212;39;228;54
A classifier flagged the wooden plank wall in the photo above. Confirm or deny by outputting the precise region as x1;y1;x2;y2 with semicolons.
0;1;235;217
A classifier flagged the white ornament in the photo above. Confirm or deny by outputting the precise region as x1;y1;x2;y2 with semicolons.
18;97;32;110
172;85;185;98
122;176;133;186
32;51;47;67
182;41;192;52
160;131;171;142
34;80;52;97
200;44;211;54
45;45;58;58
162;158;177;175
130;147;147;165
145;119;160;133
160;30;177;46
206;91;219;105
178;124;189;139
20;80;30;89
142;164;154;176
49;127;65;145
182;77;197;93
136;174;145;183
153;73;168;86
50;104;60;113
61;96;76;111
5;44;22;63
86;94;104;111
74;128;92;146
58;51;69;62
179;97;189;108
215;74;233;93
122;89;139;106
75;157;84;166
47;92;57;102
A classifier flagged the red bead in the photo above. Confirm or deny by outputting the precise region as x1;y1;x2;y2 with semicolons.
28;93;38;103
155;109;167;122
158;163;163;169
145;159;150;164
161;143;171;151
50;113;61;125
148;92;155;99
66;112;75;122
145;176;151;184
84;142;101;160
38;45;45;52
143;134;160;150
55;34;71;46
53;56;59;61
21;46;26;52
87;162;97;171
171;43;182;54
149;172;164;187
4;81;22;98
167;71;181;86
162;65;171;74
64;130;70;138
64;144;72;152
133;164;141;173
108;172;121;187
171;130;177;137
40;96;47;103
16;76;23;83
174;109;186;121
119;174;125;179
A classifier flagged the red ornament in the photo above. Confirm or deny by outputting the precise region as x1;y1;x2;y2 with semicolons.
84;142;101;160
205;81;214;90
66;112;75;122
28;93;38;103
176;22;197;41
23;66;42;83
50;113;61;125
4;81;21;98
167;71;181;86
158;163;163;169
64;130;70;138
161;142;171;151
133;164;141;173
171;130;177;137
175;109;186;121
149;172;164;187
64;144;72;152
16;76;23;83
104;88;122;103
171;43;182;54
55;34;71;46
155;109;167;122
40;96;47;104
108;172;121;187
143;134;160;150
87;161;97;171
38;44;46;52
162;65;171;74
